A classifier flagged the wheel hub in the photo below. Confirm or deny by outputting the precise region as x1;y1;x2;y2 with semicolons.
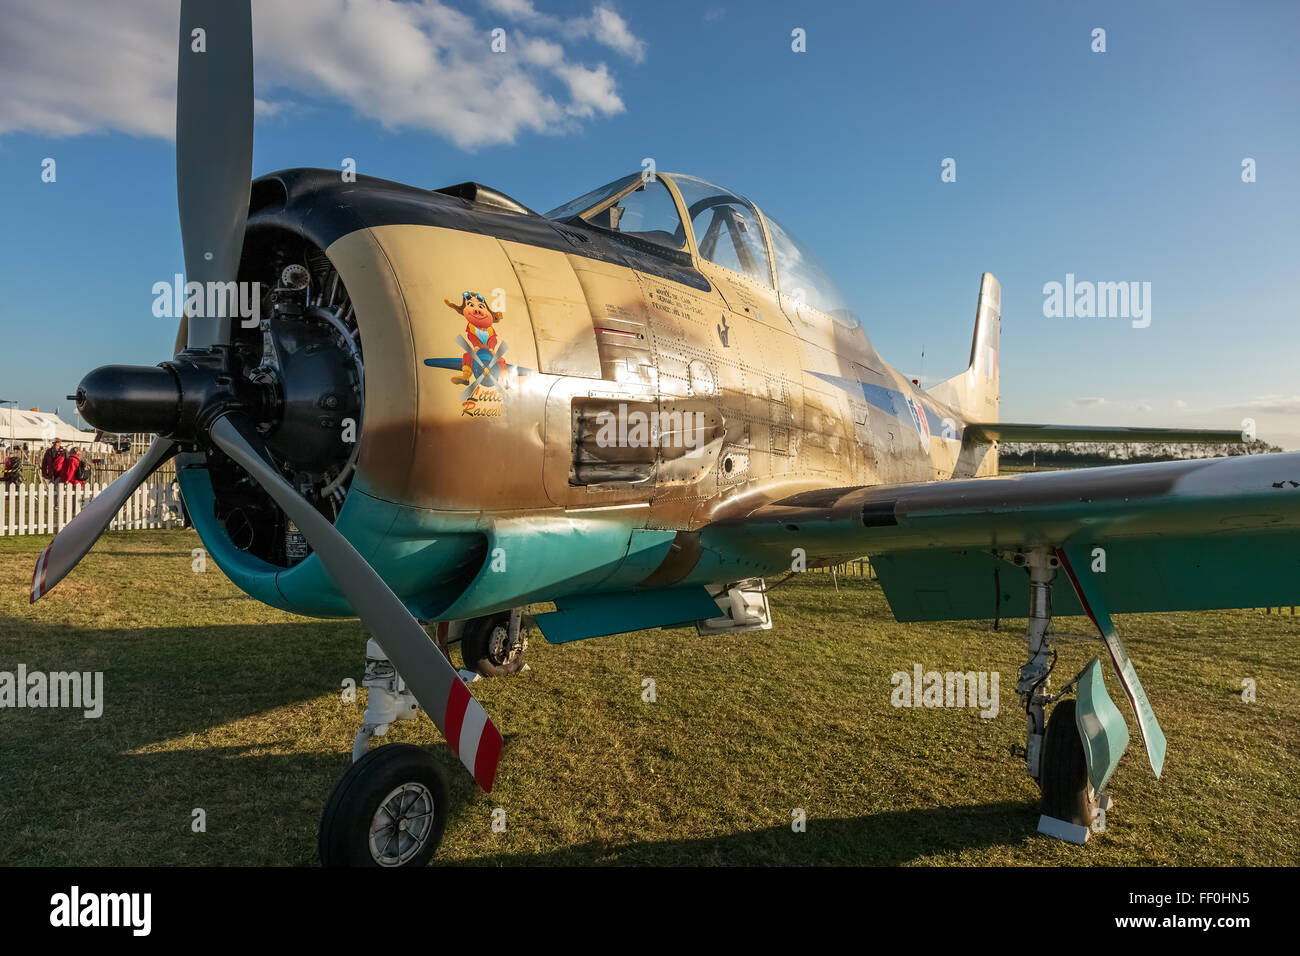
488;624;525;665
368;782;435;867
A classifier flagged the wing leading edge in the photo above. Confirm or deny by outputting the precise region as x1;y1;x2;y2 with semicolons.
703;452;1300;621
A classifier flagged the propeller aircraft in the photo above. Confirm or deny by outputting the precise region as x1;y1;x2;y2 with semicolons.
32;0;1300;865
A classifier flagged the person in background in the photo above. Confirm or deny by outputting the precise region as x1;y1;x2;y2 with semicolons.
45;439;67;504
40;439;63;481
2;454;20;485
59;447;86;488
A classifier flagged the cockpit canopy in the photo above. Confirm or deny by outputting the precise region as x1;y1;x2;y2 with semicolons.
545;172;859;326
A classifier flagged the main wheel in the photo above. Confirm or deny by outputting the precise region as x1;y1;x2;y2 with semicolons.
461;612;528;677
319;743;448;867
1040;700;1099;826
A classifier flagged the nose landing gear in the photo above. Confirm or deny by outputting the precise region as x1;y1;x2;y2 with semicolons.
321;612;528;866
319;743;449;867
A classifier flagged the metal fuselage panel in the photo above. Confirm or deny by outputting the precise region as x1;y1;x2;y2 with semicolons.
191;169;987;620
328;222;969;528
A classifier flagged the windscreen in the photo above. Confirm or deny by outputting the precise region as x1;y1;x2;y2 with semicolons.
543;173;640;221
764;215;859;327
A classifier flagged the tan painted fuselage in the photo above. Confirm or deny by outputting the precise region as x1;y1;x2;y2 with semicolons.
328;188;997;531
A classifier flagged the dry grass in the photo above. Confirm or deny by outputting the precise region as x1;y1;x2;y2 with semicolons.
1;530;1296;865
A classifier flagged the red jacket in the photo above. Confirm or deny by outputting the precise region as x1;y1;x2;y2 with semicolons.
59;455;85;485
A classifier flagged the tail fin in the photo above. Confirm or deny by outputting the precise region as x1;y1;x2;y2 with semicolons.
926;273;1000;422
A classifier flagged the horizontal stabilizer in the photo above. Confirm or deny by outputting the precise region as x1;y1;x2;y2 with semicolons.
964;423;1246;444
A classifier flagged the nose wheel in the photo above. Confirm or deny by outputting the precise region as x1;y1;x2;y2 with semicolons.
319;743;449;867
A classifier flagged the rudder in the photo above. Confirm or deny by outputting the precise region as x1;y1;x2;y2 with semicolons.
926;272;1000;422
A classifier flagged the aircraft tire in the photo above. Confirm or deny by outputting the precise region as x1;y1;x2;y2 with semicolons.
1039;700;1099;827
461;612;528;677
319;743;448;867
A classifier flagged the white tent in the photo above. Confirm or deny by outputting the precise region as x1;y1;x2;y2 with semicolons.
0;407;107;449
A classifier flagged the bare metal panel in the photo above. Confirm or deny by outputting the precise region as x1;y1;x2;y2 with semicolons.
502;241;602;379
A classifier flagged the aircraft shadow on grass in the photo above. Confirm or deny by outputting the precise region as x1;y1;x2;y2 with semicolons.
457;804;1040;867
0;619;482;862
0;618;1039;866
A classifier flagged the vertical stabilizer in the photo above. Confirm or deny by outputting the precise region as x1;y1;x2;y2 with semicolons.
927;272;1000;422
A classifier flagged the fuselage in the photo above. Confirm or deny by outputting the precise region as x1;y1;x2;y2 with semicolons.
179;169;996;622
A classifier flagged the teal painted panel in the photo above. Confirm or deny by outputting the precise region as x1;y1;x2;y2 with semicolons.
179;461;482;619
536;585;722;644
435;515;639;622
1075;657;1130;793
273;489;482;619
176;459;289;611
599;529;678;588
873;531;1300;622
873;550;1083;622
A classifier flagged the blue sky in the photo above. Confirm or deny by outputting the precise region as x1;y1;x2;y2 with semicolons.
2;0;1298;444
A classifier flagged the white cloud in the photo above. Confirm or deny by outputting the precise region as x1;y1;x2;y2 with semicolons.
1068;397;1107;408
583;7;647;62
483;1;647;63
556;63;623;118
0;0;640;149
1215;394;1300;415
482;0;544;20
0;2;175;138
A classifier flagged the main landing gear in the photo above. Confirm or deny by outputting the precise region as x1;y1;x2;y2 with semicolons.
319;611;527;867
459;609;529;678
1003;548;1128;843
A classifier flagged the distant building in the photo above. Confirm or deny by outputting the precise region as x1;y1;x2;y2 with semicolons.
0;407;110;451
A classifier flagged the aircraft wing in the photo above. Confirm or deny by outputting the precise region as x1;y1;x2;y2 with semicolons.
962;423;1246;444
702;452;1300;621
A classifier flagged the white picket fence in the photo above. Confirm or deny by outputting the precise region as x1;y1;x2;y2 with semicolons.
0;481;183;536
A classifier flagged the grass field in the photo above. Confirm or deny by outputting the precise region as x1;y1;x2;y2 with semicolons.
1;530;1297;866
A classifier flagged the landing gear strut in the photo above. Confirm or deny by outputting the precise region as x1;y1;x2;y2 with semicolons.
1004;548;1100;836
1003;543;1166;843
350;637;421;762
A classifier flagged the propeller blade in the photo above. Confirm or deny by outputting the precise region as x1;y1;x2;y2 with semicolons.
173;314;188;357
176;0;254;349
207;414;503;791
32;437;177;603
